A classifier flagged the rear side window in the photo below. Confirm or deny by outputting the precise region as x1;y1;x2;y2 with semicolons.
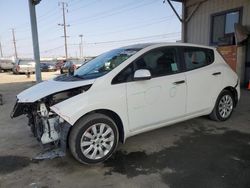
183;47;214;71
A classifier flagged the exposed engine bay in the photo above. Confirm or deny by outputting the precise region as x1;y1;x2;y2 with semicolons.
11;84;91;159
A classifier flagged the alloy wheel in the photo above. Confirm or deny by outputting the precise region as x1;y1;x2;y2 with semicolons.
218;94;233;119
80;123;115;160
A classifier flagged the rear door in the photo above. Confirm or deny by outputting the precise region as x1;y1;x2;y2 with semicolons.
182;47;222;114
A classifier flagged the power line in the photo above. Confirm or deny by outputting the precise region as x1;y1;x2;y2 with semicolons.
41;45;64;53
86;32;181;45
69;0;100;12
67;32;181;47
10;15;176;45
9;4;60;33
85;15;176;37
1;1;180;57
70;0;156;25
0;0;160;45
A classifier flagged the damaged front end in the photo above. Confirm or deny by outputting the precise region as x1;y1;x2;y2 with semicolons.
11;81;92;160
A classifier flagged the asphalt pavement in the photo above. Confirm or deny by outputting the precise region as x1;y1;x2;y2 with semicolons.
0;72;250;188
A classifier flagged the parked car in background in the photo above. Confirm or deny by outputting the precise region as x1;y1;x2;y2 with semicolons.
40;61;57;72
55;60;66;70
60;60;83;74
12;43;240;164
12;59;35;74
0;59;14;72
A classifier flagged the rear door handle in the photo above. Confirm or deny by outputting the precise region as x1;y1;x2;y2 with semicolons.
212;72;221;76
173;80;185;85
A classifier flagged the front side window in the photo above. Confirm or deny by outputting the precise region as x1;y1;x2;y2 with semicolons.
136;48;179;77
112;47;179;84
211;8;241;45
183;47;214;71
74;48;140;79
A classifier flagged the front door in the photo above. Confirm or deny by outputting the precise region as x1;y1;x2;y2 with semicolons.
126;47;187;132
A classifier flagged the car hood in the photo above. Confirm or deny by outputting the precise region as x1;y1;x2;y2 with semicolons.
17;78;95;103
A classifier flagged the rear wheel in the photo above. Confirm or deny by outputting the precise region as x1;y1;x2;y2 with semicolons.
69;113;119;164
209;90;235;121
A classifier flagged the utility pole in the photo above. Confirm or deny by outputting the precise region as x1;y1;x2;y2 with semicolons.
79;34;83;60
11;29;18;59
28;0;42;82
58;2;69;59
0;41;3;57
78;43;81;59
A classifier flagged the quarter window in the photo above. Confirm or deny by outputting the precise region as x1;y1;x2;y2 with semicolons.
183;47;214;71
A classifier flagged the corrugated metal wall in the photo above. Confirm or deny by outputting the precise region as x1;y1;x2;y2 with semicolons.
185;0;250;45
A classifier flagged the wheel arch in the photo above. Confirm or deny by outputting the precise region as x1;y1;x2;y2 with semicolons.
72;109;125;143
223;86;238;107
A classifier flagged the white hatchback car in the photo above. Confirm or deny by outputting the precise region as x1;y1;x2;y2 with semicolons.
12;43;240;164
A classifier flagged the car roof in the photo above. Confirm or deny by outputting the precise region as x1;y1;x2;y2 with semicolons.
121;43;158;49
121;42;216;50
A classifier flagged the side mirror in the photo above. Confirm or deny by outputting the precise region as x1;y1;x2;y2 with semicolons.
134;69;151;81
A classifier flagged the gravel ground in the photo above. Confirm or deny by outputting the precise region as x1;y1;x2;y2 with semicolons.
0;72;250;188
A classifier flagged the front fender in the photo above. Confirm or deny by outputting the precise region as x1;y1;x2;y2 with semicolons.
50;85;129;137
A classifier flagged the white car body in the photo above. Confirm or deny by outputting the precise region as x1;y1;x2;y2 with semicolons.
12;43;240;162
52;43;239;139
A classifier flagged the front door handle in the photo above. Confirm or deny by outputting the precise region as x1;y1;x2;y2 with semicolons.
212;72;221;76
173;80;185;85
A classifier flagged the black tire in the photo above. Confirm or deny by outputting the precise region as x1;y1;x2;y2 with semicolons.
209;90;235;121
69;113;119;164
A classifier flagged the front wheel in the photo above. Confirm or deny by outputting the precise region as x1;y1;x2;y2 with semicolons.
69;113;119;164
209;90;235;121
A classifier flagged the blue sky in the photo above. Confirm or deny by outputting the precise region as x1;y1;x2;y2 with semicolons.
0;0;182;58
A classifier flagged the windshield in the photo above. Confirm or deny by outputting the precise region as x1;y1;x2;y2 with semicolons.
74;48;140;79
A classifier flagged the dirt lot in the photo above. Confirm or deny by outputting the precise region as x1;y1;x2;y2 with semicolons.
0;72;250;188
